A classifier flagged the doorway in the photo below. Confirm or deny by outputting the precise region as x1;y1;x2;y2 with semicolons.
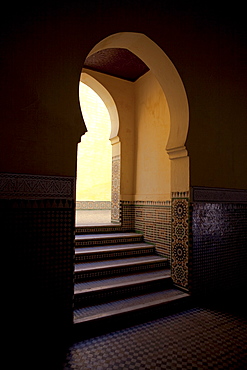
76;81;112;225
77;32;190;290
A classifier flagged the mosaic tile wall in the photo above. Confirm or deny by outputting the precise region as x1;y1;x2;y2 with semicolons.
111;155;121;223
0;173;75;336
121;201;171;259
120;201;135;231
120;199;191;291
191;187;247;297
171;197;190;291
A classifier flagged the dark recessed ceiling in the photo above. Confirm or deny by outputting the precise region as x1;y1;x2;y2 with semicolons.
84;48;149;82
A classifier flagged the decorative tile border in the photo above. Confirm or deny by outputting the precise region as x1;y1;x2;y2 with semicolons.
171;198;189;290
0;198;74;209
129;200;171;206
191;186;247;203
76;201;111;210
171;191;190;199
0;172;74;200
0;172;75;328
111;156;121;222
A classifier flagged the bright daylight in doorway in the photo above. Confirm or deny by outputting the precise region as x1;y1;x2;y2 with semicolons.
76;82;112;205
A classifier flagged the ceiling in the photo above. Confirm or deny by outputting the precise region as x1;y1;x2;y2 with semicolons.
83;48;149;82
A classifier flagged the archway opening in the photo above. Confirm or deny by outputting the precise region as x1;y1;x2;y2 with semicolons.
85;32;189;195
78;71;121;224
76;81;112;225
77;32;190;289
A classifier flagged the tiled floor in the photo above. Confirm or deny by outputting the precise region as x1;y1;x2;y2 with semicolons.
64;306;247;369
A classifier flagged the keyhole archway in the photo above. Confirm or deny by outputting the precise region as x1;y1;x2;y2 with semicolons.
83;31;189;196
78;32;190;289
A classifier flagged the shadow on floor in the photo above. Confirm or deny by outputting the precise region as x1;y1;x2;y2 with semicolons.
64;299;247;369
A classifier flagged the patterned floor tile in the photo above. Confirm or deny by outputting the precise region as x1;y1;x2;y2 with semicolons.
64;307;247;369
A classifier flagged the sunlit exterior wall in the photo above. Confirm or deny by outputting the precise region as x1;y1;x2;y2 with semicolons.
76;82;111;201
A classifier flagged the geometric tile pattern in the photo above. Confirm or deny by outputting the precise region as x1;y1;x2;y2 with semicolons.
120;201;171;259
120;201;135;231
192;201;247;296
76;201;111;210
171;198;189;290
111;155;120;223
192;186;247;203
0;198;75;324
0;172;74;199
64;307;247;369
134;201;171;259
0;172;75;332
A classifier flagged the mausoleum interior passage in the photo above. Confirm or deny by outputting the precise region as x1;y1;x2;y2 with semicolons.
1;2;246;369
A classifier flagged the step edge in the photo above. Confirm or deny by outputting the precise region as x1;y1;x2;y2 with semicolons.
75;233;143;240
74;274;171;295
74;257;168;273
75;244;154;255
75;225;122;232
74;292;189;324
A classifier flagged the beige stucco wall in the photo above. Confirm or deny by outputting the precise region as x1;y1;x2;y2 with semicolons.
82;69;171;202
134;71;170;201
76;82;111;201
2;5;246;192
82;69;136;201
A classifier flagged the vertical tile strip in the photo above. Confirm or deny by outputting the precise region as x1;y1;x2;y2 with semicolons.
111;155;121;223
171;198;189;290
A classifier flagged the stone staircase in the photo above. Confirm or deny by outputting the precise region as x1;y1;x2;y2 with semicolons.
73;229;190;335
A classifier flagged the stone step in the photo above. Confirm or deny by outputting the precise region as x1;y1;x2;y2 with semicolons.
75;232;143;247
73;289;190;325
74;255;168;282
75;224;122;235
74;270;172;308
72;230;185;336
75;242;155;262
